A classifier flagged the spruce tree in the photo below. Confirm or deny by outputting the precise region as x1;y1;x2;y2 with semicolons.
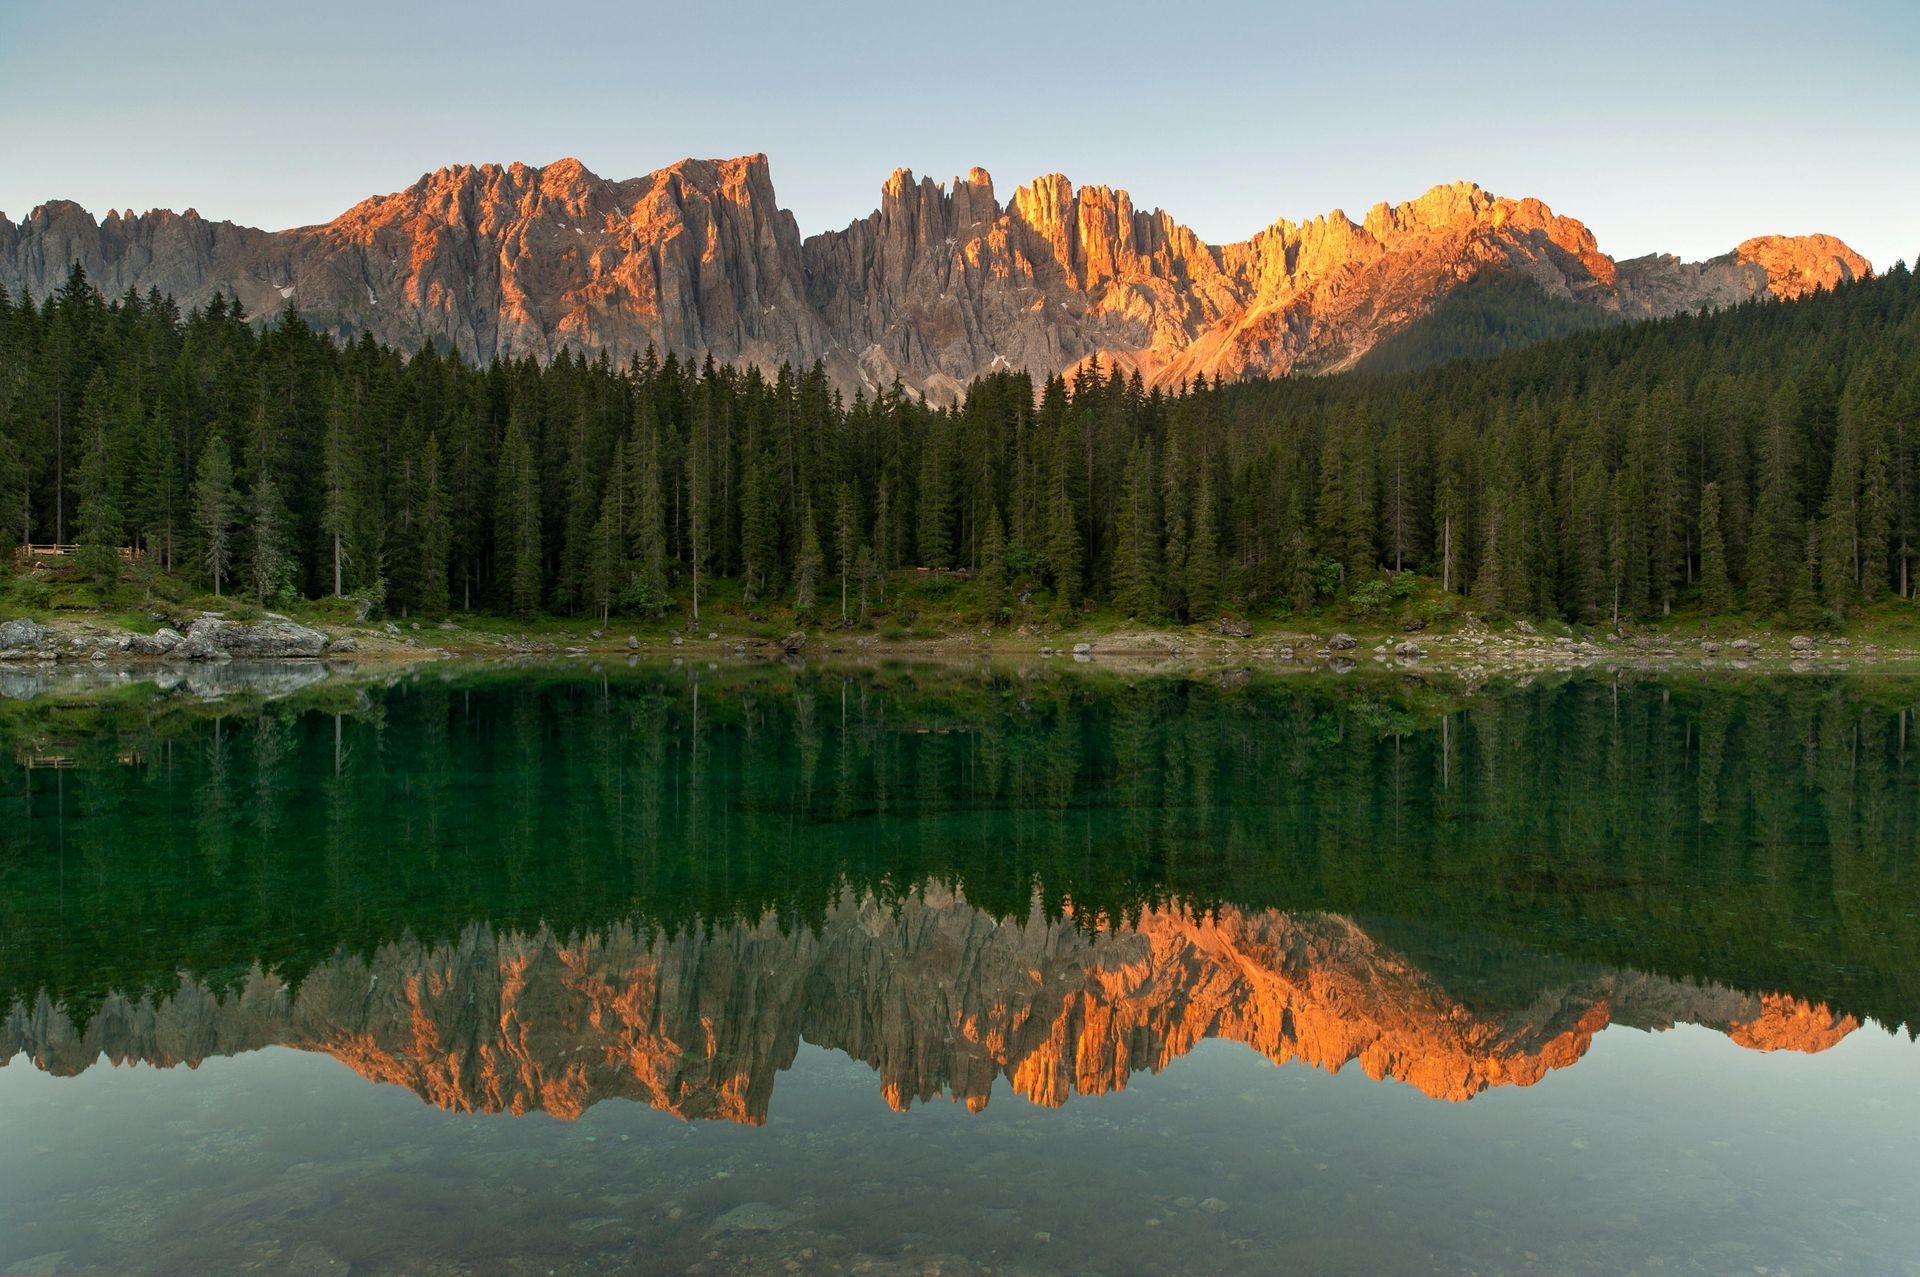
1045;450;1082;611
133;402;181;571
632;443;667;600
74;416;121;586
1789;518;1820;628
1285;490;1316;614
248;472;288;605
794;500;822;617
1111;440;1159;618
854;544;875;621
1186;469;1219;620
194;433;237;597
587;488;623;625
1698;482;1734;615
494;417;543;617
979;506;1009;622
1160;437;1188;618
321;385;357;597
917;422;951;568
834;481;857;624
1861;446;1894;602
739;452;778;606
417;434;452;615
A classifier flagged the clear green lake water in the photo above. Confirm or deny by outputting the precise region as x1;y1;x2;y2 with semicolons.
1;660;1916;1276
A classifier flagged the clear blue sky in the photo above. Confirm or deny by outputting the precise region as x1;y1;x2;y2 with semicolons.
3;0;1914;269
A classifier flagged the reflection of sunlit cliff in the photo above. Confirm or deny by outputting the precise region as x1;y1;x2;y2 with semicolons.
0;889;1858;1122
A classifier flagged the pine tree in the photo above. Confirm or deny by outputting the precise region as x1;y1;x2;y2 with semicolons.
1861;446;1894;603
1186;468;1219;619
321;385;357;597
917;421;951;568
1045;433;1082;611
1160;436;1188;618
687;401;707;625
794;500;822;617
1111;440;1159;618
1746;387;1802;615
632;442;667;600
133;401;181;571
739;451;779;606
248;472;288;605
979;506;1009;622
1285;490;1316;614
195;433;237;597
1698;482;1734;614
871;479;892;604
494;416;543;617
417;434;452;615
1477;493;1509;618
1789;518;1820;628
854;544;876;621
1318;405;1375;582
74;415;121;586
587;486;623;625
0;428;25;551
834;481;857;624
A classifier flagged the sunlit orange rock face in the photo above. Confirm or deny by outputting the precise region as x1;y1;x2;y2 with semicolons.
0;892;1862;1123
0;160;1871;403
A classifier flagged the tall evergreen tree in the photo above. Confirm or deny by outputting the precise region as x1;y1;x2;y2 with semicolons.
73;415;121;586
194;432;237;597
416;434;452;615
1111;440;1160;618
494;416;542;617
1698;482;1734;614
248;472;288;605
834;481;858;623
979;506;1009;622
1186;469;1220;619
793;500;822;617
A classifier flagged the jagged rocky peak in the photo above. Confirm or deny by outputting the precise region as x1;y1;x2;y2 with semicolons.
1733;233;1871;299
0;158;1871;403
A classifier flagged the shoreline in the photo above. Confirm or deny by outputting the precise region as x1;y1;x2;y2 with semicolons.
6;608;1919;682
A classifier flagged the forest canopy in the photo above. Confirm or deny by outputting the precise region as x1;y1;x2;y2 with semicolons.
1;261;1916;627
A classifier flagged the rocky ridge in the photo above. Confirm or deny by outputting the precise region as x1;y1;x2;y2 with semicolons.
0;159;1872;403
2;889;1858;1121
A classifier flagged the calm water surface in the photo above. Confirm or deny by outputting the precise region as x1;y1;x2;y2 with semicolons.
1;662;1916;1276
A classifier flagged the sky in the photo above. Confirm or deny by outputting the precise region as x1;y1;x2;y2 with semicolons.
2;0;1915;269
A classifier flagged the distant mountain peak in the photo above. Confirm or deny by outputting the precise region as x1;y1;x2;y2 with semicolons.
0;157;1870;401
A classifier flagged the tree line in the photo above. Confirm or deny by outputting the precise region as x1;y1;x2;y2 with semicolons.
1;260;1916;625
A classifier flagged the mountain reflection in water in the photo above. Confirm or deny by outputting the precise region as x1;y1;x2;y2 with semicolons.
0;663;1913;1122
3;889;1858;1121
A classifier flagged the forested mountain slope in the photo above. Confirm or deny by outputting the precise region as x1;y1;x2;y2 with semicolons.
0;260;1914;627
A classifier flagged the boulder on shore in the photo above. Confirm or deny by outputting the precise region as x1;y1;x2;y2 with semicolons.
0;619;47;651
128;628;183;656
779;631;807;654
171;617;329;661
1328;633;1358;651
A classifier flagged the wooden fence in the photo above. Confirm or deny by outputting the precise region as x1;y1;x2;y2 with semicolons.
12;543;142;564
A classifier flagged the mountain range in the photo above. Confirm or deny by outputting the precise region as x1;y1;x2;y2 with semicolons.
2;890;1856;1122
0;156;1871;402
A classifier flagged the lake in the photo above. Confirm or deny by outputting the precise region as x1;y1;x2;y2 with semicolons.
1;661;1916;1276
